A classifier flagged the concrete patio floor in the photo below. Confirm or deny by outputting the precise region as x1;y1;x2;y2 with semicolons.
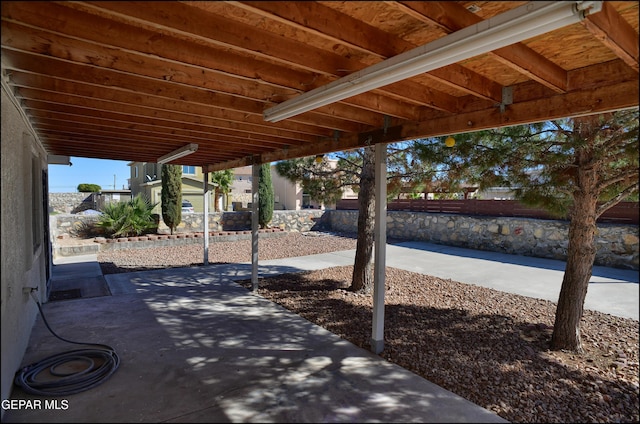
4;252;508;423
5;241;637;422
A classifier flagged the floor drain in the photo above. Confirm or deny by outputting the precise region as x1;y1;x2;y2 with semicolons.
49;288;82;301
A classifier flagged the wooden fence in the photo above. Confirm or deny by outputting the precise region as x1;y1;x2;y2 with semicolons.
335;199;639;225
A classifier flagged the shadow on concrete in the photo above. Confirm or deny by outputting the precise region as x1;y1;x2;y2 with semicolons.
4;263;506;423
395;240;639;283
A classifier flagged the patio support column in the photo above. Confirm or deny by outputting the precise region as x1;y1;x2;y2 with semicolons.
203;171;209;266
251;162;260;291
371;142;387;354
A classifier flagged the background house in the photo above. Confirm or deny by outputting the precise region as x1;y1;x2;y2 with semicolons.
129;162;314;212
129;162;215;213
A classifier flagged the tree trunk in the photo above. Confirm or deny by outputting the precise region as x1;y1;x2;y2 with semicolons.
350;146;376;294
551;136;599;353
214;187;220;212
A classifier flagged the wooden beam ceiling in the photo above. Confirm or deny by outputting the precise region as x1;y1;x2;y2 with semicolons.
1;1;637;170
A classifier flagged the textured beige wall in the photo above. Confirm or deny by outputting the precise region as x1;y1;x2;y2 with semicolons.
1;87;49;410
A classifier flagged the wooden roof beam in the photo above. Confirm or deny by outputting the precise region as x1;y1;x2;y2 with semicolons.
581;1;639;72
2;50;373;133
235;0;501;105
207;70;639;171
396;1;570;93
61;1;444;115
26;108;306;147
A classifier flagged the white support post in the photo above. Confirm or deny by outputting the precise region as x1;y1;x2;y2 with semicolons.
371;143;387;354
203;171;209;266
251;162;260;291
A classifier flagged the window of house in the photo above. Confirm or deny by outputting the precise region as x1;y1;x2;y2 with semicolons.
31;155;42;253
183;165;196;175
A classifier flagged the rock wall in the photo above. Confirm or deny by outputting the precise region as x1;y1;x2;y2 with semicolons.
52;209;327;239
329;210;638;270
51;209;638;270
49;192;96;214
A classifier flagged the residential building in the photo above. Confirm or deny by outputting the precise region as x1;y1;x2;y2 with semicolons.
129;163;320;212
129;162;216;213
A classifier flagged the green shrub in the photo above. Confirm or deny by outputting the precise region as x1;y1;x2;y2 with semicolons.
77;183;102;192
97;194;158;238
73;220;105;238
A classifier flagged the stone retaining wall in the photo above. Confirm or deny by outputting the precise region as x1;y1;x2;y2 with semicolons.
329;210;638;270
51;209;638;269
154;209;327;234
49;193;96;214
51;209;327;245
53;229;287;258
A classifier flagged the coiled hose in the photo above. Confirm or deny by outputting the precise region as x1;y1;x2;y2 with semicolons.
14;290;120;396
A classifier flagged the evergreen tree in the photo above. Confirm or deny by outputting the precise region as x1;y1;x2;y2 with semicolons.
161;164;182;235
258;163;274;228
415;109;639;352
276;142;435;293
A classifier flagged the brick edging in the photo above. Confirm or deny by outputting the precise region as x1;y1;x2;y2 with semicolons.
54;228;287;257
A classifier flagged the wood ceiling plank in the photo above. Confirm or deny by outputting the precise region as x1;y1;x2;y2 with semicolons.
40;137;239;165
2;48;376;131
422;65;504;103
0;21;298;102
236;0;499;105
233;1;413;58
397;1;570;93
1;1;322;91
37;125;264;164
11;74;334;139
67;1;462;112
2;1;638;169
581;1;639;72
566;58;638;91
38;129;265;159
26;108;307;148
36;127;258;159
30;113;296;150
2;1;425;121
19;93;325;144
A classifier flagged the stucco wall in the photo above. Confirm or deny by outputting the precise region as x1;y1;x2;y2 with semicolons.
1;87;49;409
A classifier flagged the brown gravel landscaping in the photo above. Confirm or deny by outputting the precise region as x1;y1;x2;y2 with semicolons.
95;231;639;423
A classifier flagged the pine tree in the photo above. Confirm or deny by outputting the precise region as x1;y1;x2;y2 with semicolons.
415;109;639;352
258;163;274;228
276;142;435;293
161;164;182;235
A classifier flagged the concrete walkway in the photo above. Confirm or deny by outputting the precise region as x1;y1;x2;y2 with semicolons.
252;241;638;320
51;240;639;320
5;241;637;423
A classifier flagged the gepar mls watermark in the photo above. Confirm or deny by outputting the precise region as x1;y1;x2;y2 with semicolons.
2;399;69;410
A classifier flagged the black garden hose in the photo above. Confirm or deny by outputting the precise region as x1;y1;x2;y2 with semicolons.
14;290;120;396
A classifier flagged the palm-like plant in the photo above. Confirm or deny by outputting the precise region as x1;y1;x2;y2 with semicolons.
97;194;158;238
211;169;234;211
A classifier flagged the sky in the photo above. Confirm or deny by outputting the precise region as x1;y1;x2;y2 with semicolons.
48;157;132;193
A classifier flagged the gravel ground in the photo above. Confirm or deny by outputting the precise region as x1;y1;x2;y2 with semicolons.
96;232;639;423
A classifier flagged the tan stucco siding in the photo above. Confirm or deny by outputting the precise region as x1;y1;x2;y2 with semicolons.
1;87;49;409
